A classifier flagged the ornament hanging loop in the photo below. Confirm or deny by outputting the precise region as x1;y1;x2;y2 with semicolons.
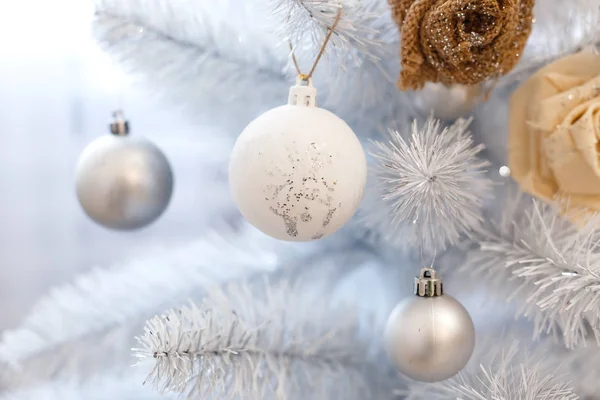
288;7;342;82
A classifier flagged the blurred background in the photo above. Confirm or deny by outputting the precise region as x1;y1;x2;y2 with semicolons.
0;0;230;330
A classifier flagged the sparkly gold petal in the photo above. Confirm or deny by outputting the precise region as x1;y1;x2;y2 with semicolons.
389;0;535;90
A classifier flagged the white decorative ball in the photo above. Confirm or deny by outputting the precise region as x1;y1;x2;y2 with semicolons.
384;269;475;382
75;134;173;230
413;82;483;120
229;83;367;241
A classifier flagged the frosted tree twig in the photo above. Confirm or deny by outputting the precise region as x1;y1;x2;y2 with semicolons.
560;339;600;397
269;0;389;63
94;0;289;132
93;0;406;135
0;223;321;385
134;278;380;399
0;368;168;400
466;197;600;348
499;0;600;88
404;335;578;399
361;117;492;254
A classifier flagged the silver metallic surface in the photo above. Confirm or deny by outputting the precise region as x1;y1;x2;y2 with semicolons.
384;293;475;382
414;267;443;297
75;135;174;230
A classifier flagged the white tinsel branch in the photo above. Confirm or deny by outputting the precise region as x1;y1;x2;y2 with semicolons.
134;279;376;399
465;196;600;348
361;117;492;254
501;0;600;88
94;0;289;132
0;369;167;400
93;0;406;135
270;0;389;64
0;223;322;386
404;335;578;399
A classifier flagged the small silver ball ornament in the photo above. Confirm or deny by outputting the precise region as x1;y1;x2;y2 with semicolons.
384;268;475;382
75;112;174;230
413;82;484;120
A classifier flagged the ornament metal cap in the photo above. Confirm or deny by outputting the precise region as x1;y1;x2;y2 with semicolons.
414;268;443;297
109;110;130;136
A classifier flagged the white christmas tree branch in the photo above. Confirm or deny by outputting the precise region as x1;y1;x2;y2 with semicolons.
500;0;600;88
361;117;492;254
93;0;289;132
560;339;600;397
404;335;578;399
134;278;378;399
93;0;406;135
466;196;600;348
269;0;390;63
0;223;320;385
1;368;168;400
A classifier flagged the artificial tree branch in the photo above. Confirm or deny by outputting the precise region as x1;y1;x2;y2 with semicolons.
0;224;318;386
465;196;600;348
93;0;403;134
404;333;578;399
134;278;389;399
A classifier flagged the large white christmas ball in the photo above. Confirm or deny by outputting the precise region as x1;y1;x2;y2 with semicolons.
229;105;367;241
75;135;173;230
384;294;475;382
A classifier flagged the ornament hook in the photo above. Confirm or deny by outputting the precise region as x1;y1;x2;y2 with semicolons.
414;267;443;297
110;110;130;136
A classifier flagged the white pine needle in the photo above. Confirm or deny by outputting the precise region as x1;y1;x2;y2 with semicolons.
405;336;578;400
465;197;600;348
94;0;290;132
266;0;402;118
269;0;388;63
500;0;600;88
134;279;376;399
93;0;406;135
0;223;320;385
362;117;492;254
0;368;168;400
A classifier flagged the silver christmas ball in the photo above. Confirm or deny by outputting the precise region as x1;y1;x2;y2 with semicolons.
75;119;173;230
384;268;475;382
412;82;484;120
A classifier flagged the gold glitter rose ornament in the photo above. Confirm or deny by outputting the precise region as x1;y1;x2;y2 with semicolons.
509;51;600;215
389;0;535;90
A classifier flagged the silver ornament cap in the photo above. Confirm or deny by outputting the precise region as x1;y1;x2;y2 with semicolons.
384;268;475;382
75;111;174;230
109;110;130;136
414;267;443;297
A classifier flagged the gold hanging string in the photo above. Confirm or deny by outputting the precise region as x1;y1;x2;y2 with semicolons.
288;8;343;82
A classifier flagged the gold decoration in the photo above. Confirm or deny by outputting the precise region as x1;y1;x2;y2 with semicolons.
389;0;535;90
509;51;600;218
